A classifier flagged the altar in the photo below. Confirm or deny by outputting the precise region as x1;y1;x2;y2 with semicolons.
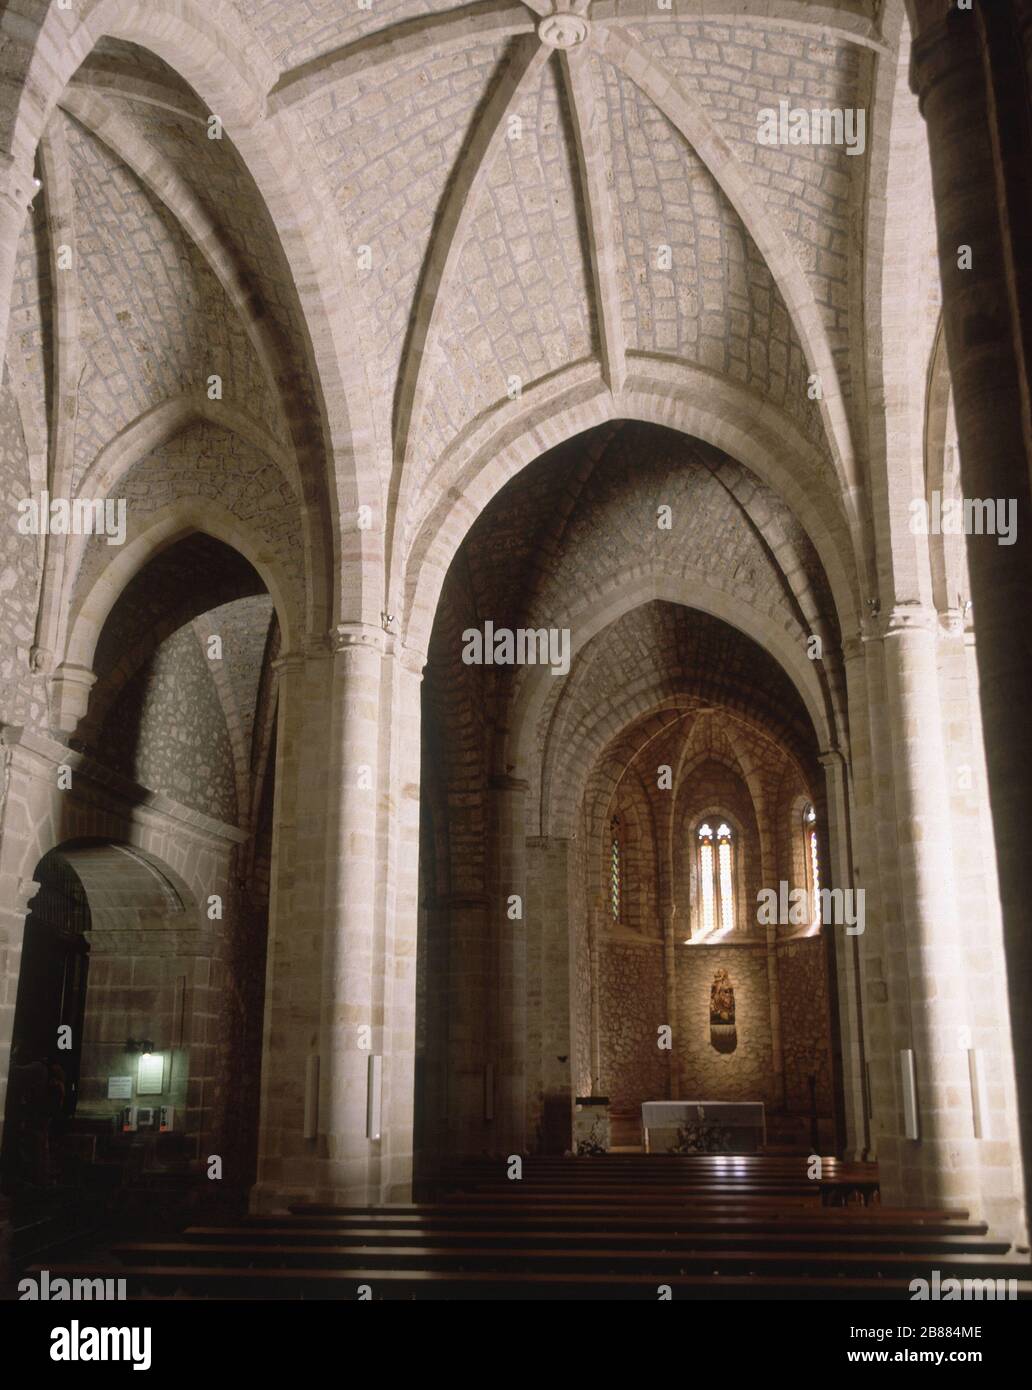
641;1100;766;1154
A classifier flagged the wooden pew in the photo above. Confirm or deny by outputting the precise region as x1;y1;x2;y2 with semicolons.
29;1260;1032;1302
107;1238;1031;1281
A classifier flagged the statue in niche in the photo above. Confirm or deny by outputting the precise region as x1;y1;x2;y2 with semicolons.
710;967;737;1053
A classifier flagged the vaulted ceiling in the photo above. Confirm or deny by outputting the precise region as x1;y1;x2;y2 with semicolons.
2;0;940;673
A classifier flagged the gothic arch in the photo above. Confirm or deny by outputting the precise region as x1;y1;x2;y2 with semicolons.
401;369;865;662
54;501;295;735
0;0;382;628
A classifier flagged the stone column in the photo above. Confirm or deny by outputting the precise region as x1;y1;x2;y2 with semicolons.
588;904;603;1093
319;622;386;1201
850;625;912;1190
0;856;36;1297
376;640;425;1200
819;747;869;1160
488;774;528;1153
879;604;979;1211
662;904;679;1098
525;835;575;1152
0;869;40;1153
910;0;1032;1220
252;646;332;1210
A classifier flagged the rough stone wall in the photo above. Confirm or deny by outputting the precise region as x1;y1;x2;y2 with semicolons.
777;937;834;1117
598;939;668;1104
674;945;775;1104
95;623;239;823
609;775;660;938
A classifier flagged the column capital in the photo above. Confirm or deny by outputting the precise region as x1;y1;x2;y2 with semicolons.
332;621;386;655
877;602;938;640
0;152;41;217
817;748;846;771
49;663;97;734
0;874;40;927
271;651;307;676
377;631;427;677
301;629;332;658
398;643;427;677
939;606;967;636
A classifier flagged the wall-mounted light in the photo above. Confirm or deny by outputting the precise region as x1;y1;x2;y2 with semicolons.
366;1056;383;1141
125;1038;155;1056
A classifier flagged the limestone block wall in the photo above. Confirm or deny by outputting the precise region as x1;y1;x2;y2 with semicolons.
0;719;265;1186
609;781;661;938
78;947;201;1129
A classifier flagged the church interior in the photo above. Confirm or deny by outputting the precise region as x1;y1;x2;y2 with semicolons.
1;0;1031;1311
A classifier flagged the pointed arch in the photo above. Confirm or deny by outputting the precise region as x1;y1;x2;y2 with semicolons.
0;0;383;629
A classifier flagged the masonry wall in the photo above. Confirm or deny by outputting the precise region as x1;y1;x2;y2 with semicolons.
777;937;834;1117
526;836;575;1151
674;944;775;1105
598;939;669;1104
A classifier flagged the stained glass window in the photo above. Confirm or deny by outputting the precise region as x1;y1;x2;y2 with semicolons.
717;824;734;935
698;824;715;935
805;804;821;928
698;821;734;937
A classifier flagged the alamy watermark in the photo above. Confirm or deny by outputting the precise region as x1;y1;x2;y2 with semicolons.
461;621;570;676
910;1270;1018;1301
756;881;865;934
757;100;866;156
17;491;126;546
909;491;1016;546
50;1321;151;1371
18;1269;126;1300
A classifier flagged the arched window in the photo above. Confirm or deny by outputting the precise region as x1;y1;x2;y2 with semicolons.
697;821;736;937
610;815;621;922
805;803;821;930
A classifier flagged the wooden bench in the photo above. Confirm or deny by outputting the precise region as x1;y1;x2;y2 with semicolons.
38;1153;1026;1301
179;1225;1011;1260
29;1260;1032;1301
107;1238;1031;1281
